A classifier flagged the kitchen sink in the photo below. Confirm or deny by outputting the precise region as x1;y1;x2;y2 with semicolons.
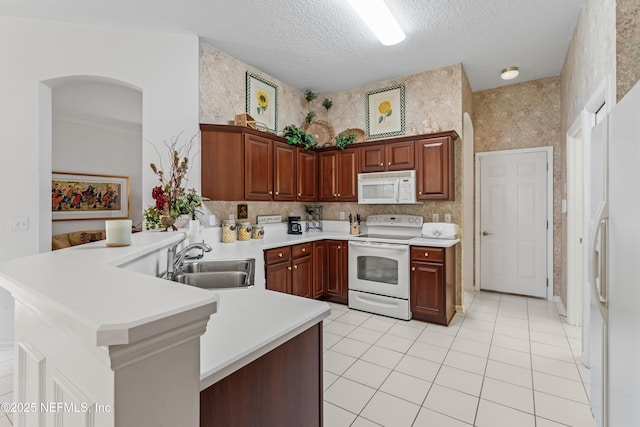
171;258;255;289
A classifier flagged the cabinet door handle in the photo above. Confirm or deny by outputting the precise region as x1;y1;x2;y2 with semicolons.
278;253;283;257
411;266;416;271
424;252;429;257
275;191;279;196
334;193;337;197
302;248;306;252
338;246;341;250
388;161;391;166
337;193;341;197
298;193;302;197
288;266;292;271
418;191;422;195
294;265;298;269
269;190;273;195
380;162;383;166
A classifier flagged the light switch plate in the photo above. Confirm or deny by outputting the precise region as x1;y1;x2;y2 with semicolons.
444;213;451;223
12;217;28;231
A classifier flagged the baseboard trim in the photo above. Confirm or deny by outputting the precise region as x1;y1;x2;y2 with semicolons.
553;296;567;317
0;341;14;352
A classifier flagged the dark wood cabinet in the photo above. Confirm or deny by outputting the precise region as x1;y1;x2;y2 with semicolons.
200;124;298;202
410;245;456;325
200;323;322;427
324;240;349;304
319;149;358;201
202;124;457;203
415;135;454;200
244;133;274;200
273;141;296;201
265;243;313;297
200;125;246;201
359;141;415;173
312;242;326;299
292;255;313;298
296;148;317;201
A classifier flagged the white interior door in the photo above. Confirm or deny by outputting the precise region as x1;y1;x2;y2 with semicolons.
478;150;548;298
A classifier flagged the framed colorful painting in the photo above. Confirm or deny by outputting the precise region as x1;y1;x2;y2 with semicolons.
52;172;130;221
246;71;278;133
365;84;406;139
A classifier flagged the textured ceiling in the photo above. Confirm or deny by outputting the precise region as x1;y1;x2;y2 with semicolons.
0;0;585;93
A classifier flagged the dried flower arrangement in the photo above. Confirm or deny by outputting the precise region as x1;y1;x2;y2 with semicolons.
144;133;202;230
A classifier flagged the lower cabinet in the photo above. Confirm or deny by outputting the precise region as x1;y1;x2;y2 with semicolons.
200;323;323;427
410;246;456;325
265;240;348;302
265;243;313;297
323;240;349;304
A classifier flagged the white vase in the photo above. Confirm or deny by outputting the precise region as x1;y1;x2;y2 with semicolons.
188;219;200;244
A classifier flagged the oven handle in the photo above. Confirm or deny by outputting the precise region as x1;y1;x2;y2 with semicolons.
349;241;408;251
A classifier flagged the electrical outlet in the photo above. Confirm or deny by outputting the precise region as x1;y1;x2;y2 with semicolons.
444;213;452;223
432;213;439;222
12;216;28;231
339;212;346;220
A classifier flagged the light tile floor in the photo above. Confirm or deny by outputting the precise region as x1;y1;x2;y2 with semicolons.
323;291;596;427
0;291;596;427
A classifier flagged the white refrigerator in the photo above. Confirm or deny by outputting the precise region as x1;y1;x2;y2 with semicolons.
589;81;640;427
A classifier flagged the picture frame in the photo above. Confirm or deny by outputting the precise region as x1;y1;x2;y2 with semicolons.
365;84;406;139
246;72;278;133
52;172;130;221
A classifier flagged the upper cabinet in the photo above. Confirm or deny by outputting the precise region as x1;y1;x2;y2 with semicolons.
318;148;358;202
201;125;297;202
415;134;455;200
244;133;274;201
201;124;457;202
296;148;317;201
359;141;415;173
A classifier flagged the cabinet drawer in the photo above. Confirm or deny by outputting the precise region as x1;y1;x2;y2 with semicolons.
410;247;444;262
265;246;291;265
292;243;313;259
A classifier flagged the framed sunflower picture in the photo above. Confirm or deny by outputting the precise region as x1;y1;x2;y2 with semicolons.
246;72;278;132
365;84;406;139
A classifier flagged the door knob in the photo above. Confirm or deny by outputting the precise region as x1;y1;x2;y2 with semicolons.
482;231;493;236
294;265;298;269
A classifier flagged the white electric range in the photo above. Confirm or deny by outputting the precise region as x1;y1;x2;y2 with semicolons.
348;216;459;320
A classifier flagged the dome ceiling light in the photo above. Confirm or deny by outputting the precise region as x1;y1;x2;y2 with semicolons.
501;66;520;80
347;0;406;46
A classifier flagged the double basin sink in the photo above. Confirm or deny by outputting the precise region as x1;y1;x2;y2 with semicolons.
171;258;255;290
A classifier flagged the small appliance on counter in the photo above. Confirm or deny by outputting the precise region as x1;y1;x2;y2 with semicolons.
287;216;302;235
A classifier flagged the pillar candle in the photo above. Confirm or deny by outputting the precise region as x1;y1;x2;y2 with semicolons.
106;219;132;247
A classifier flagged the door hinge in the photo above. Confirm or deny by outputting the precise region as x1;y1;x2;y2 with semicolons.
547;220;549;229
547;278;549;288
547;162;549;171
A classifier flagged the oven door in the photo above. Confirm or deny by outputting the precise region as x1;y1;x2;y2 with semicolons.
348;240;409;299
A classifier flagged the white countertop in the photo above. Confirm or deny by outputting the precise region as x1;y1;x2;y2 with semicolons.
0;232;218;346
0;220;457;388
0;229;331;390
199;288;329;390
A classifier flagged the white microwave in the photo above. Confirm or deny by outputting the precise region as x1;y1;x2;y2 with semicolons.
357;170;417;204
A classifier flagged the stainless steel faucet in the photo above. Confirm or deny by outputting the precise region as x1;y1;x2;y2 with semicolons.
166;235;212;280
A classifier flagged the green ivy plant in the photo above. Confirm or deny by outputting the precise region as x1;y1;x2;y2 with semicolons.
283;124;318;150
335;132;356;150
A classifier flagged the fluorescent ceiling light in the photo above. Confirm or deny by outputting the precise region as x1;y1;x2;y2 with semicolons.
501;66;520;80
347;0;406;46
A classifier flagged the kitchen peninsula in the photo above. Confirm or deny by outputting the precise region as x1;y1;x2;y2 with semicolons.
0;231;330;427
